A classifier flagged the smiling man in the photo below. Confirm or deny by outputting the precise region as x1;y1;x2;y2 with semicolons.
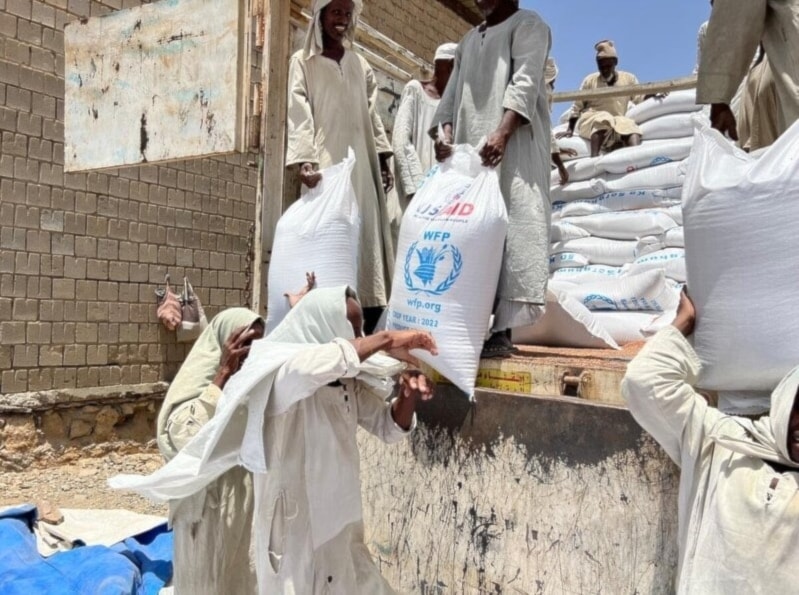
622;291;799;593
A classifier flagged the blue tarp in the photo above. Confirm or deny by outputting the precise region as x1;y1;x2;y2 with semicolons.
0;505;173;595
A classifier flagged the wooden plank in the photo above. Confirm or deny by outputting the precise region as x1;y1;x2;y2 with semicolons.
64;0;246;171
252;0;291;314
552;75;698;104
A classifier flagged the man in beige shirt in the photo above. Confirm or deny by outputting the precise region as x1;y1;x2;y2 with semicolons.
558;40;644;157
698;0;799;145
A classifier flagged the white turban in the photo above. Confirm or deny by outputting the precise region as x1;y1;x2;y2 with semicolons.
434;42;458;62
302;0;363;60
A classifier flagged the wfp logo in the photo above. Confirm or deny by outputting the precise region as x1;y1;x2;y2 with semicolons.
404;241;463;296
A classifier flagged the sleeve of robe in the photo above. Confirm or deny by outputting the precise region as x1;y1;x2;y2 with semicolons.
503;16;551;124
271;339;361;406
569;75;591;121
430;43;462;136
286;55;319;167
355;383;415;444
364;58;392;156
393;83;425;195
697;0;767;105
621;326;724;467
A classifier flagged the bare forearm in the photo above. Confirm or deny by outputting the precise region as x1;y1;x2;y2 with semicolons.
498;109;525;138
350;332;393;362
390;394;417;430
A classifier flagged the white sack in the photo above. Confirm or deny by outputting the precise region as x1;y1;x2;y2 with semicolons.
552;188;681;218
511;288;619;349
625;248;686;283
626;89;702;124
387;144;508;396
551;178;606;203
603;160;685;193
598;138;693;174
552;269;680;312
551;236;663;267
266;150;359;332
664;227;684;247
561;209;678;241
550;156;603;185
640;113;696;140
551;265;624;283
684;122;799;392
549;252;590;271
664;203;683;225
592;310;676;345
551;221;591;242
554;135;592;161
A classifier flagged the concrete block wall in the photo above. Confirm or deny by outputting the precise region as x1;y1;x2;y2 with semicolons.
0;0;258;394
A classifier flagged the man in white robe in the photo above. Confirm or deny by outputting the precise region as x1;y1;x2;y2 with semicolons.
433;0;552;358
623;291;799;593
697;0;799;144
286;0;395;333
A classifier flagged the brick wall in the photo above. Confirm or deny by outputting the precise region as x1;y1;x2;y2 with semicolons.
1;0;258;394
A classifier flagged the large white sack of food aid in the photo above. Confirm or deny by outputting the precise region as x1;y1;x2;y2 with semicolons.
387;144;507;396
664;227;684;247
592;310;676;345
551;178;606;203
551;269;680;312
603;160;685;193
554;135;592;161
551;236;663;267
561;209;678;241
549;252;590;271
511;288;619;349
550;156;603;185
624;248;686;282
266;150;359;333
551;265;624;283
640;113;696;140
552;188;681;218
684;122;799;392
626;89;702;124
551;221;591;242
598;138;693;174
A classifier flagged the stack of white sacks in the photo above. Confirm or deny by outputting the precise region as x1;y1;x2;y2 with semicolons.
514;89;708;349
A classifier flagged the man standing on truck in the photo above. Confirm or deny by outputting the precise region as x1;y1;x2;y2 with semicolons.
622;291;799;592
557;40;644;157
698;0;799;145
432;0;552;358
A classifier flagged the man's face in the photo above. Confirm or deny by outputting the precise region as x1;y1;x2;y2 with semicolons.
346;297;364;339
434;59;454;84
321;0;354;44
789;391;799;463
597;57;618;81
475;0;501;17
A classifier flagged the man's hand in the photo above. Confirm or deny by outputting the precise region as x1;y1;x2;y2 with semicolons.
434;123;454;162
383;330;438;365
299;162;322;188
213;324;262;388
379;156;394;193
284;272;316;308
710;103;739;141
480;128;510;168
560;148;578;158
672;289;696;337
555;129;574;139
398;369;434;402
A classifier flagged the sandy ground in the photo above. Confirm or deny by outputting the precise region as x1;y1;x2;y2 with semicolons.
0;448;168;517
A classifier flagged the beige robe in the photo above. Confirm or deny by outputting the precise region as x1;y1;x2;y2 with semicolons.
392;79;439;204
570;71;643;146
623;326;799;593
434;9;552;331
738;56;780;151
698;0;799;140
286;49;395;308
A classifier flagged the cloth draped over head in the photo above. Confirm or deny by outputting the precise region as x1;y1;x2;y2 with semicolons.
544;57;559;85
709;365;799;469
434;42;458;62
156;307;261;459
302;0;364;60
595;39;618;59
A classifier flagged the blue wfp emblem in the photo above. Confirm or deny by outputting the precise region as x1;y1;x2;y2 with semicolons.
404;241;463;296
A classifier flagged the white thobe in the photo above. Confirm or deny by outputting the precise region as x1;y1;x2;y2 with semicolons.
622;326;799;594
392;79;439;204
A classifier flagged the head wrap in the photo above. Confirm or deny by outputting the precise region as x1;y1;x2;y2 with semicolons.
709;365;799;468
595;39;618;59
302;0;363;60
156;307;261;459
544;57;559;85
434;42;458;62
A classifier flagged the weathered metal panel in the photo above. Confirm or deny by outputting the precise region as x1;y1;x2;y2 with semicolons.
64;0;246;172
359;388;679;594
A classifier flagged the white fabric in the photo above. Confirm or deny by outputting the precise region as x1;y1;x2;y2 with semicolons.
592;310;674;345
552;188;681;218
551;220;591;242
393;80;440;202
549;252;589;271
434;9;552;329
551;236;661;267
551;269;680;312
434;42;458;62
549;156;602;185
598;138;693;175
554;134;591;160
639;113;697;140
683;121;799;392
551;264;623;283
550;179;606;203
560;209;677;241
387;144;507;395
603;160;685;192
625;248;686;283
266;152;359;332
623;327;799;593
626;89;703;124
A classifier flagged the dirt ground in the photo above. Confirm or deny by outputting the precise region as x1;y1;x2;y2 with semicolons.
0;445;168;517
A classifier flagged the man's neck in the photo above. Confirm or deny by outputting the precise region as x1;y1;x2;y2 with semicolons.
484;3;518;28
